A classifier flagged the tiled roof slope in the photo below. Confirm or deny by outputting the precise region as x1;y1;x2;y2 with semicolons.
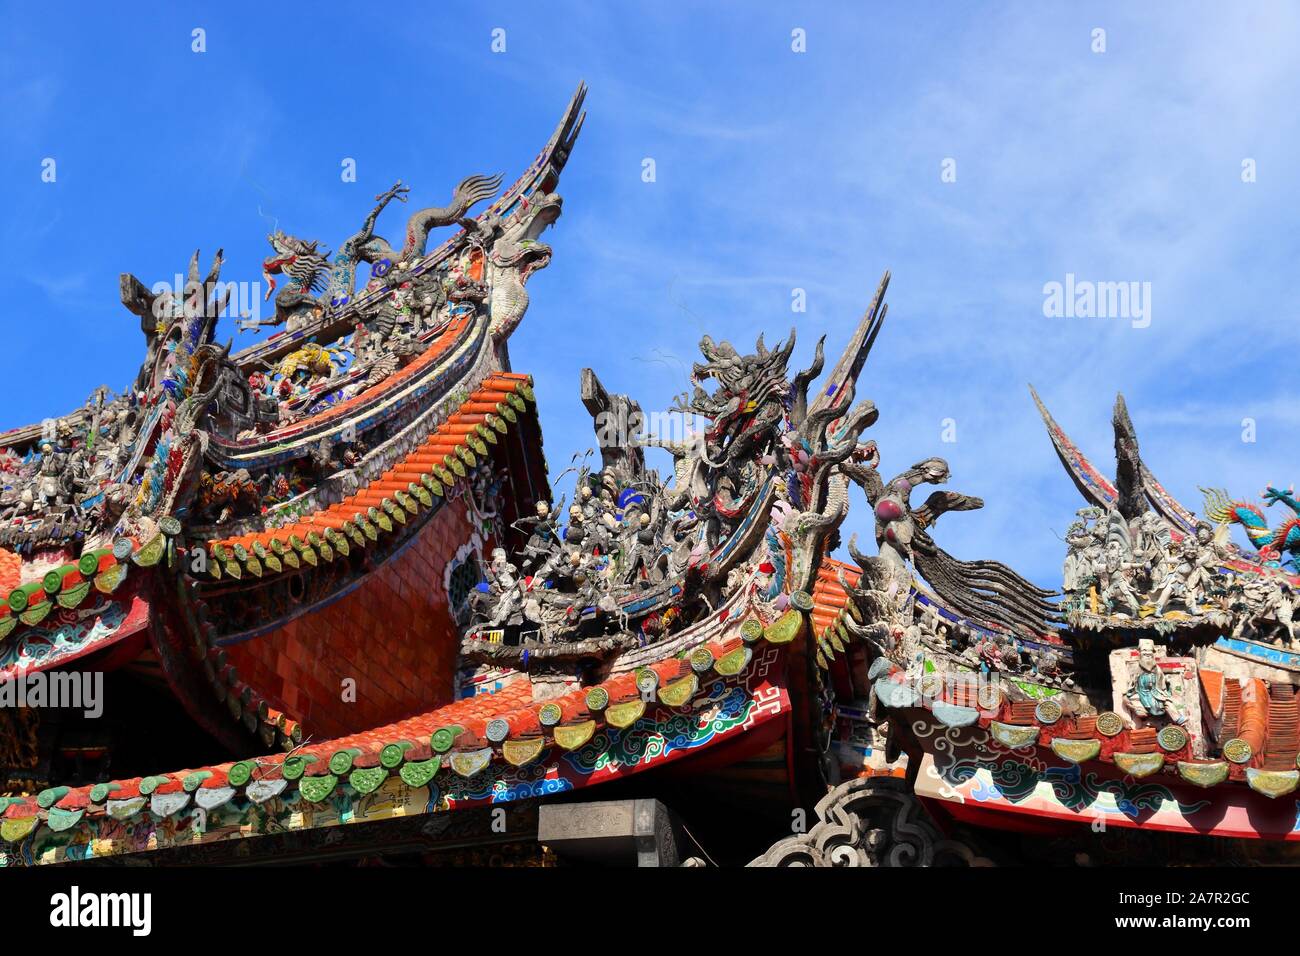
810;557;862;670
3;626;774;840
188;371;536;748
2;461;856;850
204;372;534;579
243;312;475;446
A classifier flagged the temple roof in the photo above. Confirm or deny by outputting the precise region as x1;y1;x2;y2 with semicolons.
1031;384;1300;585
1;557;866;860
206;369;531;566
0;616;780;856
810;558;861;671
0;371;538;692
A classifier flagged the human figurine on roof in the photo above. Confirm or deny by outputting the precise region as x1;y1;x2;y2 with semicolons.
549;549;583;591
1263;580;1298;646
1099;541;1143;617
593;562;629;633
1078;541;1104;591
597;470;619;513
936;623;960;655
1151;522;1218;616
33;442;73;514
1131;512;1170;578
578;482;600;521
481;548;525;628
1124;639;1184;725
393;280;440;334
1062;519;1092;593
358;278;402;359
564;505;588;549
513;500;561;573
623;512;665;588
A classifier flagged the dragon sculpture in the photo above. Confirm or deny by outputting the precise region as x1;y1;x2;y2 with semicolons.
464;304;882;673
1202;485;1300;570
260;234;332;331
321;180;410;309
260;173;504;329
480;191;564;341
392;173;503;261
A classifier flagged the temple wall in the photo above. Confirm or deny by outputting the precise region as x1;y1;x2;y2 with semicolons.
225;497;481;739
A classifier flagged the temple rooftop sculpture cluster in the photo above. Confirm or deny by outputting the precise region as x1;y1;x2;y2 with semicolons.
0;86;1298;866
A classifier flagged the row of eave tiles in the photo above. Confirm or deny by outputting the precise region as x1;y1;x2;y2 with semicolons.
204;372;535;579
0;374;533;639
0;373;878;837
0;604;822;840
192;371;536;753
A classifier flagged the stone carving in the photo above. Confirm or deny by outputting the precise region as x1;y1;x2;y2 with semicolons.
1060;505;1228;623
239;185;565;436
1044;394;1300;640
1150;522;1218;616
748;777;993;867
260;232;331;332
322;180;410;308
481;191;564;342
0;250;250;550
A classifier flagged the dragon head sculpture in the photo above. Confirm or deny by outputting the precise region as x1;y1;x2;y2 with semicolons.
485;191;564;340
488;192;562;271
681;331;799;470
261;232;331;302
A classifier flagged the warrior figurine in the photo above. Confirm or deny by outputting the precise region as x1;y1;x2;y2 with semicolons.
1266;580;1298;646
1099;542;1143;617
622;511;666;588
483;548;524;628
33;442;72;513
1152;523;1218;616
1062;519;1092;593
564;505;589;549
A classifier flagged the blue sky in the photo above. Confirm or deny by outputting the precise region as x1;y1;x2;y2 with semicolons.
2;2;1299;587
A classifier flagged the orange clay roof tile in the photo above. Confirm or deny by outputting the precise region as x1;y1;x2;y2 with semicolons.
812;557;860;616
12;625;767;825
213;372;529;550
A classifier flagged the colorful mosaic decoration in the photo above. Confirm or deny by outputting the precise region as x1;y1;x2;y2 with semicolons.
3;81;1299;873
